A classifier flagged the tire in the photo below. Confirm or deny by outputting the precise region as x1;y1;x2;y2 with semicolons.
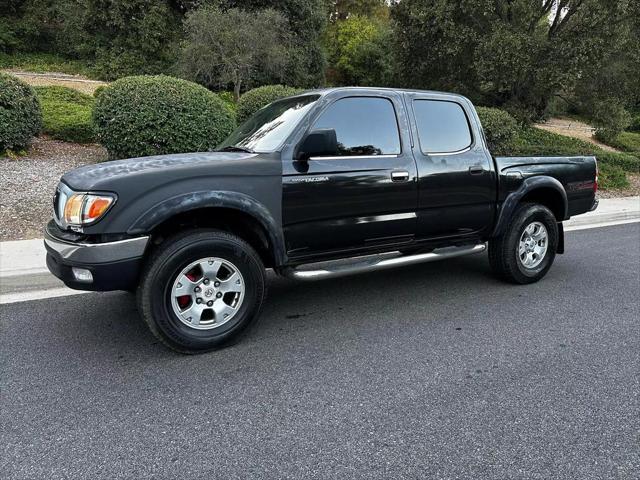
137;229;267;354
489;203;558;284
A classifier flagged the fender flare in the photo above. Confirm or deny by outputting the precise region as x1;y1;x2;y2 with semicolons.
492;176;568;237
127;190;287;265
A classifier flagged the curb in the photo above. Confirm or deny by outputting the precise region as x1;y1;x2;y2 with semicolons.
1;197;638;304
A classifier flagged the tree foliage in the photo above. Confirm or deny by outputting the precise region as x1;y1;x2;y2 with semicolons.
179;7;292;100
392;0;638;121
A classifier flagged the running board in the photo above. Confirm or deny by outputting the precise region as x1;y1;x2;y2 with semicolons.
281;243;486;281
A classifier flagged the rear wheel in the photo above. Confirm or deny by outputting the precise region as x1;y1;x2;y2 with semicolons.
137;229;266;353
489;203;558;284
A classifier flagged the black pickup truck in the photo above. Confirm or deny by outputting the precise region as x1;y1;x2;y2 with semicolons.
45;87;598;353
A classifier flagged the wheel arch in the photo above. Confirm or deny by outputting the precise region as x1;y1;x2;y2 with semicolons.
128;191;286;267
492;176;568;237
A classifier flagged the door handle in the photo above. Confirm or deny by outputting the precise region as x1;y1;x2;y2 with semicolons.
391;170;410;182
468;165;485;175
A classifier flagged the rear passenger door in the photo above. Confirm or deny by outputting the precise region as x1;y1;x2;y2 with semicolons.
407;93;495;239
282;92;418;258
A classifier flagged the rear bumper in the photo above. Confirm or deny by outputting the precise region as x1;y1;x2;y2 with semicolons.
44;226;148;291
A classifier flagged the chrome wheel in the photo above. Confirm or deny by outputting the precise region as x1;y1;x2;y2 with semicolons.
170;257;245;330
518;221;548;269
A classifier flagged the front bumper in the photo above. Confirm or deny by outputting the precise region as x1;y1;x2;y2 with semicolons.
44;224;149;291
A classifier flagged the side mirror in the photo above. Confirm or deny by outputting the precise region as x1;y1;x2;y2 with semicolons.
296;129;338;161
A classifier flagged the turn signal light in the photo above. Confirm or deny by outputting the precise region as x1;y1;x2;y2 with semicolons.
63;193;115;226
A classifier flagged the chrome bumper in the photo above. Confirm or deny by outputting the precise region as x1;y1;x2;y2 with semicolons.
44;231;149;264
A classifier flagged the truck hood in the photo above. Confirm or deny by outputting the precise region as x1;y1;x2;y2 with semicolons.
61;151;274;192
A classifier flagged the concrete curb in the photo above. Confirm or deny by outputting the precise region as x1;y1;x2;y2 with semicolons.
1;196;638;304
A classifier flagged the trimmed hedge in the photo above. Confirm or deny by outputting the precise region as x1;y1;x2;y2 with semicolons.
237;85;303;123
35;86;95;143
476;106;519;154
0;73;42;151
93;75;236;159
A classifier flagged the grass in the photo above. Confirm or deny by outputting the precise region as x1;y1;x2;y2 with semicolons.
34;86;96;143
603;131;640;155
0;52;93;78
502;127;639;190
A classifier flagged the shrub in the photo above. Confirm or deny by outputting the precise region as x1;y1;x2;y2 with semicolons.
217;91;237;115
93;75;236;160
595;151;640;174
629;114;640;132
34;86;95;143
0;73;42;152
598;162;629;190
476;107;519;154
591;100;631;143
237;85;303;123
604;131;640;155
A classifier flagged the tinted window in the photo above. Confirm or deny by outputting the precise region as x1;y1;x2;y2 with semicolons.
219;95;320;152
413;100;472;153
312;97;401;156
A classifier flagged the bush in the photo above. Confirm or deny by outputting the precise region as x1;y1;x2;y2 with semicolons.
93;75;236;160
591;100;631;143
598;162;629;190
629;114;640;132
237;85;303;123
595;151;640;174
603;131;640;155
217;91;237;115
476;107;519;154
34;86;95;143
0;73;42;152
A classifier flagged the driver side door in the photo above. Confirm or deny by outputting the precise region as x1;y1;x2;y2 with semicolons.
282;93;418;260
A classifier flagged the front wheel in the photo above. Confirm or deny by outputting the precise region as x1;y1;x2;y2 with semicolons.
137;230;267;353
489;203;558;284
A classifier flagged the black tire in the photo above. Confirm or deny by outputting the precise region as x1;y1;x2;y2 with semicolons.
489;203;558;284
137;229;266;354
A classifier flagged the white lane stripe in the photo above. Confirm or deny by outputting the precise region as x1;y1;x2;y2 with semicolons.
0;287;88;305
565;217;639;232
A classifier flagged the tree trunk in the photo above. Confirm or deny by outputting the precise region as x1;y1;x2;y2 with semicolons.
233;76;242;102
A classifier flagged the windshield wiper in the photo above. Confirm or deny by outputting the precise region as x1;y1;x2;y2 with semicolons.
216;145;255;153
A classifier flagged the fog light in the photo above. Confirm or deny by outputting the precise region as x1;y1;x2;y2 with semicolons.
72;267;93;283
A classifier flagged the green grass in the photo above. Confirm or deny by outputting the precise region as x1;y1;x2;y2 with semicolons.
34;86;96;143
504;127;639;190
603;131;640;155
0;52;93;78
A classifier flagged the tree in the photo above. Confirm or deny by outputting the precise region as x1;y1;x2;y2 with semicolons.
178;6;293;100
325;14;393;86
392;0;636;121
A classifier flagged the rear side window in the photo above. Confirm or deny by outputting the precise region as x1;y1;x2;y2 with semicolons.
312;97;401;156
413;100;472;153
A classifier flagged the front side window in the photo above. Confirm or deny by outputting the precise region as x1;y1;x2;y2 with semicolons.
219;95;320;153
413;100;472;153
312;97;401;156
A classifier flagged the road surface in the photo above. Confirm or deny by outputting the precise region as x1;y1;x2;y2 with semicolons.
2;223;639;479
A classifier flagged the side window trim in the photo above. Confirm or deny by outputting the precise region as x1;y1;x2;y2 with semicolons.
412;99;475;155
309;95;403;158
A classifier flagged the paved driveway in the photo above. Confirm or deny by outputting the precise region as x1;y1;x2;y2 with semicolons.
2;224;639;479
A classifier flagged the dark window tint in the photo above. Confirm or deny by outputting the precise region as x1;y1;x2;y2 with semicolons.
312;97;401;156
413;100;472;153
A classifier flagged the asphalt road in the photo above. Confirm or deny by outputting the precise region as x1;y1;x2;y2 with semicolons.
2;223;639;479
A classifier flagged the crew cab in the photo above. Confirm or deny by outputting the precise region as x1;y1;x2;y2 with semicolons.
45;87;598;353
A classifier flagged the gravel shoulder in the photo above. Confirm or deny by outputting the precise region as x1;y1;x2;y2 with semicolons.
0;136;106;241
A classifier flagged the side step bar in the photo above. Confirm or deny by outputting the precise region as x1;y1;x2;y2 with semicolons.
281;243;486;281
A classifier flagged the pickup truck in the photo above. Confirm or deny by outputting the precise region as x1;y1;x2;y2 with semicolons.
45;87;598;353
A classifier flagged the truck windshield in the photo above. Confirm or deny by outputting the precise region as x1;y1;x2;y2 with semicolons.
218;94;320;153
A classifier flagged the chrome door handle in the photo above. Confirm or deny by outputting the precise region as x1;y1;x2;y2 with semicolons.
391;170;410;182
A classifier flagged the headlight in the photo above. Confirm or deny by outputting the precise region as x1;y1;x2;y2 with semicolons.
63;193;116;226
